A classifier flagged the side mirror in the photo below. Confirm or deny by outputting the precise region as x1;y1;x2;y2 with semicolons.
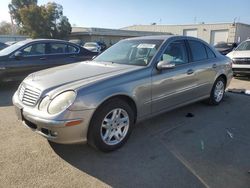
157;60;175;70
14;51;23;59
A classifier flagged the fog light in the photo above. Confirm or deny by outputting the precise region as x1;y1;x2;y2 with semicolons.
49;130;58;137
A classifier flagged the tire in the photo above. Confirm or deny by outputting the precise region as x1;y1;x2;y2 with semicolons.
87;98;135;152
207;77;226;105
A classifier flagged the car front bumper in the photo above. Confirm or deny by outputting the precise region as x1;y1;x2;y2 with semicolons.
13;92;95;144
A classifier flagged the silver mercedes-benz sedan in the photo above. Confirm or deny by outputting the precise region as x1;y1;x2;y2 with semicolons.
13;35;233;151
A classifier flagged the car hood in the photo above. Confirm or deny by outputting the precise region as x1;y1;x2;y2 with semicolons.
227;50;250;59
23;61;141;94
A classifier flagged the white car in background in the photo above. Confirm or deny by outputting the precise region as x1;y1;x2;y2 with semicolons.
227;39;250;76
83;42;101;53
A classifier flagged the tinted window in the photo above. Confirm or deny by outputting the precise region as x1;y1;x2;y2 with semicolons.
161;40;188;65
68;45;78;53
50;43;67;54
205;46;216;59
22;43;46;56
188;40;207;61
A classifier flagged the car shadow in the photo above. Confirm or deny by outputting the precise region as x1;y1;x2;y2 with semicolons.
48;123;173;187
0;82;20;107
49;101;220;188
49;93;250;187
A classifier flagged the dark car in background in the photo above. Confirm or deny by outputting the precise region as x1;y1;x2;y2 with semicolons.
0;39;97;82
214;42;237;55
0;42;8;50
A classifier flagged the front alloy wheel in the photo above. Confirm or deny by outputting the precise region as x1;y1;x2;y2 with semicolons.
88;98;134;152
100;108;130;146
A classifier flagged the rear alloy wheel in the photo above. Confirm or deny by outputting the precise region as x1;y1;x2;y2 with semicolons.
208;77;226;105
88;98;134;152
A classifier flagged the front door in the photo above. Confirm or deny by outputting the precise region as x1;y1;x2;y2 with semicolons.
151;40;197;114
4;43;49;81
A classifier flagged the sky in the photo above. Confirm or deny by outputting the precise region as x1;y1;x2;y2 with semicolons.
0;0;250;29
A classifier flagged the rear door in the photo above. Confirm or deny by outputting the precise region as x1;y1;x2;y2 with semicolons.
45;42;84;67
186;40;218;96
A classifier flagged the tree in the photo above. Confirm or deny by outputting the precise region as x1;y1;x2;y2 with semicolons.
8;0;71;39
0;22;13;35
8;0;37;26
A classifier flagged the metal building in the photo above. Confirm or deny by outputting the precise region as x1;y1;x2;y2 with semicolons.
70;27;168;47
123;22;250;45
0;35;27;43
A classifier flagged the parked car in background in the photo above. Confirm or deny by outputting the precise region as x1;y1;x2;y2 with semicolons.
214;42;237;55
0;39;97;82
227;39;250;76
5;41;18;46
13;35;233;152
83;42;101;53
0;42;8;50
69;39;84;47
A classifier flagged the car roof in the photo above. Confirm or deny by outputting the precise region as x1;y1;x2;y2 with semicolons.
19;38;73;44
124;35;205;42
125;35;173;41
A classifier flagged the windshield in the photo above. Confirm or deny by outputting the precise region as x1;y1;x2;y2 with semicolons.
84;43;97;47
235;41;250;51
0;40;28;56
94;39;163;66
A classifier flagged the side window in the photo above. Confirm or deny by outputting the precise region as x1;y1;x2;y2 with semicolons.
188;40;207;61
205;45;216;59
68;45;79;53
22;43;46;56
161;40;188;65
49;43;67;54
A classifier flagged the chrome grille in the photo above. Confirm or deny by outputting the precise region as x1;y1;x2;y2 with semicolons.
233;58;250;65
19;84;41;106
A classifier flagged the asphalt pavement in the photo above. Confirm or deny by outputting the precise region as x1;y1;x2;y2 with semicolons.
0;77;250;188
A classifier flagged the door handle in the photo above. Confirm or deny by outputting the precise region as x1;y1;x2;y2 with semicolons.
39;57;46;60
187;69;194;75
212;64;217;68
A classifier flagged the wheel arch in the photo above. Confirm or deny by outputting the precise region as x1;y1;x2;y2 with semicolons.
216;74;227;85
91;94;138;124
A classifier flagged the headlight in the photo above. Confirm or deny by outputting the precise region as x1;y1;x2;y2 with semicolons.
48;91;76;115
39;96;50;112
